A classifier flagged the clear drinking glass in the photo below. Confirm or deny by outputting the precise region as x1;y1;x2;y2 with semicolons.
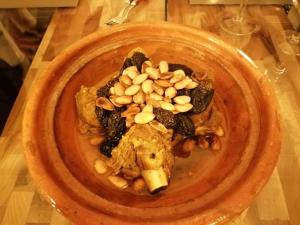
285;30;300;55
219;0;259;36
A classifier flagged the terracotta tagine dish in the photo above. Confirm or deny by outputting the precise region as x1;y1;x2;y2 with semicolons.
23;23;281;225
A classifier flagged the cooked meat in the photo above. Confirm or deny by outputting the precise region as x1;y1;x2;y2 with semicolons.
106;124;174;186
75;85;100;127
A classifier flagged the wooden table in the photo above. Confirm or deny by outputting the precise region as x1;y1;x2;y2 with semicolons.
1;1;300;225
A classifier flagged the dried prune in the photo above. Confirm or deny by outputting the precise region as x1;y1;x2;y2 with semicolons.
169;64;193;76
96;108;126;138
120;58;133;75
190;80;214;113
99;138;119;157
106;110;126;138
96;77;119;98
131;52;148;72
98;110;126;158
95;106;109;127
177;89;191;96
153;108;176;128
174;114;195;137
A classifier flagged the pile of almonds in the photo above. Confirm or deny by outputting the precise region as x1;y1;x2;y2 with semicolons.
96;60;200;127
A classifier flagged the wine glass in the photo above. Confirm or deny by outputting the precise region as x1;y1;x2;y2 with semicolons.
219;0;259;36
284;0;300;55
284;30;300;56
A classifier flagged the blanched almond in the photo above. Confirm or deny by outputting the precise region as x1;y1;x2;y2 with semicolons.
133;91;145;104
142;104;153;113
125;84;141;96
160;101;175;111
160;72;173;80
90;136;104;145
170;71;185;83
115;96;132;104
149;93;163;101
186;81;199;89
159;61;169;73
95;97;114;111
152;83;164;96
142;80;154;94
108;176;128;189
154;79;172;88
146;67;160;80
173;95;191;104
114;82;125;96
147;99;161;108
215;126;224;137
133;73;148;85
123;66;138;79
119;75;132;86
141;60;153;73
110;95;123;107
159;72;174;80
174;103;193;112
134;112;155;124
165;87;177;99
94;159;108;174
164;97;172;103
109;87;115;95
174;78;192;90
133;178;146;192
121;105;140;117
173;69;185;76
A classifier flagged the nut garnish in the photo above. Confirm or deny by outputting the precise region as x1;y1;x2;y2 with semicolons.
154;79;172;88
174;103;193;112
160;72;173;80
186;81;199;89
160;101;175;111
108;176;128;189
165;87;177;99
90;136;104;145
134;112;155;124
114;82;126;96
149;93;163;101
133;91;145;104
173;96;191;105
94;159;108;174
115;96;132;105
174;78;192;90
119;75;132;86
95;97;114;111
152;83;164;96
159;61;169;73
142;104;153;113
123;66;138;79
125;84;141;96
145;67;160;80
142;80;154;94
133;73;148;85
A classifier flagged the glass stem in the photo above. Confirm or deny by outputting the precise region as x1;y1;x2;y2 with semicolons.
236;0;248;22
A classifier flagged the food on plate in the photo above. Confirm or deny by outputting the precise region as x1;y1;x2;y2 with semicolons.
75;48;224;194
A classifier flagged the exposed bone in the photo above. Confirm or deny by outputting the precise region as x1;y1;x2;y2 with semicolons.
141;167;168;193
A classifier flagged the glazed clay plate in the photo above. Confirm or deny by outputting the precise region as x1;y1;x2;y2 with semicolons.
23;23;281;225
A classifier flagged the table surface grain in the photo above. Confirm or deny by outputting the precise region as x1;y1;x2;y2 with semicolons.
1;0;300;225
